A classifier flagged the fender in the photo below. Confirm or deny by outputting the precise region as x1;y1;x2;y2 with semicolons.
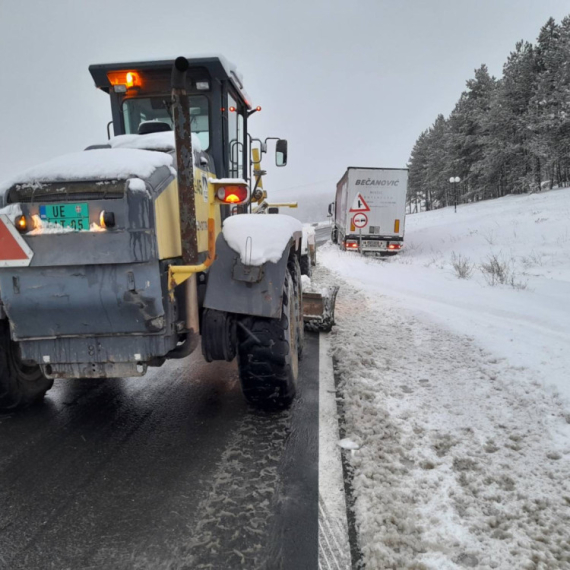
203;233;295;319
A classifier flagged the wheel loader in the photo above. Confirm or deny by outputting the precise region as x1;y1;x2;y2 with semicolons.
0;56;335;411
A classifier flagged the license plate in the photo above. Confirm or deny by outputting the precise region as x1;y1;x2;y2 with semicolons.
363;240;386;248
39;203;89;230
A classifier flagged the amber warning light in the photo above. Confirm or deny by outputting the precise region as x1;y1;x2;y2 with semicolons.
107;71;141;89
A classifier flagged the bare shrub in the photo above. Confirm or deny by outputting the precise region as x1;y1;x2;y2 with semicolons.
508;275;528;290
480;254;528;290
480;255;509;286
451;252;473;279
521;251;543;268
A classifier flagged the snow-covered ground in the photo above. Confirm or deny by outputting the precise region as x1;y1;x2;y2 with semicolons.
314;187;570;569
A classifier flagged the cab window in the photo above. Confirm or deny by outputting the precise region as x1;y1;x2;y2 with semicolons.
122;95;210;150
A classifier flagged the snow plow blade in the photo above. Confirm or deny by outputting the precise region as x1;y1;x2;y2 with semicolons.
302;286;339;332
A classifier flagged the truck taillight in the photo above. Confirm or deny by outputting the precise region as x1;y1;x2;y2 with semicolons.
216;185;249;205
345;241;358;249
388;243;402;250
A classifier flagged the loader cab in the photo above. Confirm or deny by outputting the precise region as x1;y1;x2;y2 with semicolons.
89;56;251;180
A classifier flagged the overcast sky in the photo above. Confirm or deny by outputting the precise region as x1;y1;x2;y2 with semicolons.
1;0;569;211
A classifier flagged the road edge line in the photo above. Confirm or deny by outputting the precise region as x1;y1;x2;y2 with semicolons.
318;333;352;570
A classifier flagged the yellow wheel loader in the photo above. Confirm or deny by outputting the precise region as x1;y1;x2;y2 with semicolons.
0;56;335;411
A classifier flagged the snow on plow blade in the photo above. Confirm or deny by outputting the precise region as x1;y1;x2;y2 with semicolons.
302;286;339;332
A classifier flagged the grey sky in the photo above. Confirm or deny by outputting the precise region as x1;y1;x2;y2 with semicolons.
1;0;569;215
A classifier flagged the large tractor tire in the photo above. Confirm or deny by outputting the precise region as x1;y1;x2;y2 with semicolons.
236;270;299;409
0;321;53;411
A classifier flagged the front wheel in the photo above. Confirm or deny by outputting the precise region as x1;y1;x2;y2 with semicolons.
0;321;53;411
236;270;299;409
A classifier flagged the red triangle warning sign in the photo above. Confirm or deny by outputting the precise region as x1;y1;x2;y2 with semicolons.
0;214;34;267
349;193;370;212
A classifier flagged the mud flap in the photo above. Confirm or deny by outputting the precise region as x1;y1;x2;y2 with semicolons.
302;286;339;333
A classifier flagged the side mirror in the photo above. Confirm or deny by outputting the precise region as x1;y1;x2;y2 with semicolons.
267;207;279;214
275;139;288;167
328;202;334;217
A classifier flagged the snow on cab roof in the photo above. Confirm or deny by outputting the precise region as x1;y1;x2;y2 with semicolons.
223;214;303;266
0;149;173;193
108;131;202;153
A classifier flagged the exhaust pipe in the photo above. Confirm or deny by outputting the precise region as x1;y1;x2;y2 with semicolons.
171;56;198;265
167;56;217;292
171;57;200;345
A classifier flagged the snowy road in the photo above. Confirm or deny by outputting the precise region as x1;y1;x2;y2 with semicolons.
0;336;319;570
314;187;570;569
313;265;570;569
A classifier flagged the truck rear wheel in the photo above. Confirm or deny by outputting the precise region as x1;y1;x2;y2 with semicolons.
331;228;338;244
236;270;299;409
0;322;53;411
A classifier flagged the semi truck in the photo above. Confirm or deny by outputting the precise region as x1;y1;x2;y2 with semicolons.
0;55;333;412
330;167;408;255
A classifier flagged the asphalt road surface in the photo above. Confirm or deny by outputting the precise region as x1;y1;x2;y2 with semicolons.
0;334;319;570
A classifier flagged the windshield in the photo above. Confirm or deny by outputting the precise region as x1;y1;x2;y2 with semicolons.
122;95;210;150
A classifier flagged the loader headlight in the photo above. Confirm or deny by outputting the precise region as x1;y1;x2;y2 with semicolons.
99;210;116;229
16;215;27;233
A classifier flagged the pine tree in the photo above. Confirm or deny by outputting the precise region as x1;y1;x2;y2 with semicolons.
482;41;538;194
447;65;497;201
408;130;430;211
528;17;563;189
424;115;450;208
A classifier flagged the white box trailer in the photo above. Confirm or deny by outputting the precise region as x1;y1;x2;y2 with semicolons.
332;167;408;255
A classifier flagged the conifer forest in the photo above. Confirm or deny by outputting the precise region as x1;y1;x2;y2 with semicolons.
407;16;570;211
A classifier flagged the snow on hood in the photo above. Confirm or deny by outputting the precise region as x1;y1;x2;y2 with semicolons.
222;214;303;266
0;149;173;193
108;131;202;153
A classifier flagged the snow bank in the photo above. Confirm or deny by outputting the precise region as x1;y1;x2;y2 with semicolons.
316;187;570;568
0;149;173;193
321;186;570;401
222;214;302;266
108;131;202;153
312;264;570;570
